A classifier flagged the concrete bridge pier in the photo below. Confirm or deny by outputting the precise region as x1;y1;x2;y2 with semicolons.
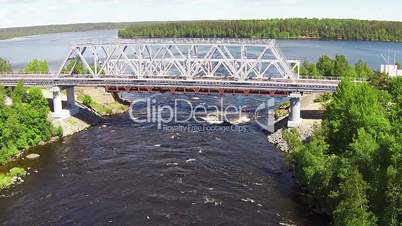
66;87;78;109
287;92;303;128
51;86;78;120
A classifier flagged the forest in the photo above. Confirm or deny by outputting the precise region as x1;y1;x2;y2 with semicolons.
118;19;402;42
283;76;402;225
2;19;401;42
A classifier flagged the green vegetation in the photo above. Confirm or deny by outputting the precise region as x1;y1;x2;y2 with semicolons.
0;22;159;40
283;77;402;225
119;19;402;42
77;94;119;116
314;93;332;103
0;58;12;73
275;101;291;119
0;167;27;190
300;55;374;78
60;58;103;75
24;59;49;73
61;58;88;74
2;19;402;42
0;82;59;165
80;94;93;107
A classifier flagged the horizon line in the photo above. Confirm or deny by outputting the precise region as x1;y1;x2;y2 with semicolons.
1;17;402;30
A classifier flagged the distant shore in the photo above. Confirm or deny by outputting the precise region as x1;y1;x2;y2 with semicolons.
2;18;402;42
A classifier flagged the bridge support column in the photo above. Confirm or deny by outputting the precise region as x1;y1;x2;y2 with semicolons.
66;86;79;114
51;87;74;120
66;87;75;108
52;87;63;115
288;92;303;128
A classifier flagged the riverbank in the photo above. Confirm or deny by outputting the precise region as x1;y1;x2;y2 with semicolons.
0;87;127;191
42;87;127;137
267;93;323;152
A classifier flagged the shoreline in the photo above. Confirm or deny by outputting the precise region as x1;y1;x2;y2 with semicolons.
41;87;128;137
0;87;128;191
267;93;323;152
2;27;402;44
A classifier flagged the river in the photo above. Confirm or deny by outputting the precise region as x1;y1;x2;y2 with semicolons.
0;30;401;225
1;29;402;71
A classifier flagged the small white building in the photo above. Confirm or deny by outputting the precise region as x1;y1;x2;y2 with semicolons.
381;64;402;77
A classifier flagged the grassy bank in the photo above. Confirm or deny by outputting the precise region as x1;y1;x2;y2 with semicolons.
76;87;127;116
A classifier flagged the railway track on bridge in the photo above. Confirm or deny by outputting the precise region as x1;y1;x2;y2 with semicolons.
0;75;339;95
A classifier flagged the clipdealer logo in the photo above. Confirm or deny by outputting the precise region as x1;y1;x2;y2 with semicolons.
128;97;276;132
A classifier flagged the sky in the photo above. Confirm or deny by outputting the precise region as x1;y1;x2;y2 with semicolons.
1;0;402;28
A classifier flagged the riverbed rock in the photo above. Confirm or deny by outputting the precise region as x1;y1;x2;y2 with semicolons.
26;154;40;160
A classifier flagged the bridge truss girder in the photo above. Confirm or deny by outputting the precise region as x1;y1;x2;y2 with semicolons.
58;38;299;80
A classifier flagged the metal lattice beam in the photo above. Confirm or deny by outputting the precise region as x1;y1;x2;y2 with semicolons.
58;38;299;80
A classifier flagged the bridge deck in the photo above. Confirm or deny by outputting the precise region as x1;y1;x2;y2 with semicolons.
0;75;339;96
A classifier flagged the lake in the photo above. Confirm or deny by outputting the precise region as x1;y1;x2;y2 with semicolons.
1;29;401;71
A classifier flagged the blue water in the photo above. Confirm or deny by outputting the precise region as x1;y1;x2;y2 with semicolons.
280;39;402;69
0;29;401;71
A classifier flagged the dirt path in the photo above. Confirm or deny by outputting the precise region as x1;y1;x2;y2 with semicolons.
300;93;323;129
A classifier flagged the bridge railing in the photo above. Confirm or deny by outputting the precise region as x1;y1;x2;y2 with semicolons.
0;72;367;82
299;75;368;81
0;72;55;75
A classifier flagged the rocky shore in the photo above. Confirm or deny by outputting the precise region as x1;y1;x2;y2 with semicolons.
267;94;323;152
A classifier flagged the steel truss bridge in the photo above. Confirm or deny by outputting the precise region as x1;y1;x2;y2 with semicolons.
0;38;342;96
0;38;349;126
59;38;300;80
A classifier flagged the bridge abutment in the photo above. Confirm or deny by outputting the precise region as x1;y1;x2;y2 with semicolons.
51;86;78;120
287;92;303;128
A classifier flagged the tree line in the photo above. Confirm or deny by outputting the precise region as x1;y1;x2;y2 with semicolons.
0;57;99;75
300;55;375;78
119;19;402;42
0;58;48;74
283;76;402;225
